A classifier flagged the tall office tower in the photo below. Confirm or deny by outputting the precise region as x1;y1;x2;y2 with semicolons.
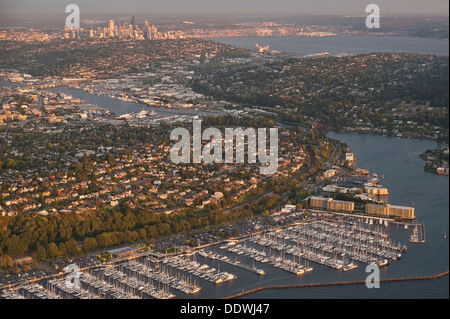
143;20;150;39
109;20;115;36
129;24;134;38
131;16;135;26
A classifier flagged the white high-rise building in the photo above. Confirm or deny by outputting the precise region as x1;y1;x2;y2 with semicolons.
109;20;115;37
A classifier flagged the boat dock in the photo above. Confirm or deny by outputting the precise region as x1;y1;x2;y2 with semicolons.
410;222;426;243
158;254;237;285
244;219;405;270
198;249;266;276
221;242;310;275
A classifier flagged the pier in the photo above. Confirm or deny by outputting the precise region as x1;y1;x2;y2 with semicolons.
158;254;237;285
221;242;311;275
199;249;266;276
410;222;426;243
223;271;449;299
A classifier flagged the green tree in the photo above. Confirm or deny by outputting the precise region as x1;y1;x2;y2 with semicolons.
83;237;98;253
36;244;46;261
0;255;13;269
47;242;59;259
65;239;80;256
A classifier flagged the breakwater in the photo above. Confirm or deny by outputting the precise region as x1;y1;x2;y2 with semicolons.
223;271;449;299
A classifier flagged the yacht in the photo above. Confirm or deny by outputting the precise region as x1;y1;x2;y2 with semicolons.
342;262;358;272
378;259;389;268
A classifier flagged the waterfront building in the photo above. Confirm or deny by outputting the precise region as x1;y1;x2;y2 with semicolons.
345;152;355;163
309;196;330;209
365;186;389;202
309;196;354;212
328;199;354;212
366;203;414;220
389;205;415;219
366;203;388;216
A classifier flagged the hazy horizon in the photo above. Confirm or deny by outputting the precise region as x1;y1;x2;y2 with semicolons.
0;0;448;16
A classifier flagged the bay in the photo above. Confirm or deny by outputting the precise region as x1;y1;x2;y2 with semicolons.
232;132;449;299
209;34;449;56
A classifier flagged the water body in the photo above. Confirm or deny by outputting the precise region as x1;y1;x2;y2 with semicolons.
209;34;449;56
239;275;449;299
174;132;448;299
237;132;450;299
326;132;449;275
0;79;221;117
0;79;22;89
44;86;217;117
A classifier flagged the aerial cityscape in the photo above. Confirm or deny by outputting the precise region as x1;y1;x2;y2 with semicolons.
0;0;448;311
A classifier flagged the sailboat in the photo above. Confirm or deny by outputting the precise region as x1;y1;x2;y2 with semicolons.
444;230;447;239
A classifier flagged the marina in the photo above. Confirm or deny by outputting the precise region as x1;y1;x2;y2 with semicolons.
221;241;310;275
0;213;437;299
118;259;200;296
158;254;237;285
199;249;266;276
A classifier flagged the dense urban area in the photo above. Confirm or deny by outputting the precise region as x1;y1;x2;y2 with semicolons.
0;16;448;298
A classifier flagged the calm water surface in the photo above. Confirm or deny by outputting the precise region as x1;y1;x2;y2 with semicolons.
210;34;449;56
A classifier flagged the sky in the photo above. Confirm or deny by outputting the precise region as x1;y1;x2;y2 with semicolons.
0;0;448;16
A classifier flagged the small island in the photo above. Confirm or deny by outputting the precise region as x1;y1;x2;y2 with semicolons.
421;146;449;175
